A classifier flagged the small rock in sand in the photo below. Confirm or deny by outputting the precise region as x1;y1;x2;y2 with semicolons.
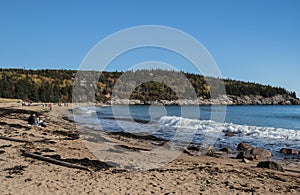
242;158;250;163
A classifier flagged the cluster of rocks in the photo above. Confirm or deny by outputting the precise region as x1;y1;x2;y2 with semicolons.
109;94;300;105
235;142;299;172
235;142;272;161
184;141;299;172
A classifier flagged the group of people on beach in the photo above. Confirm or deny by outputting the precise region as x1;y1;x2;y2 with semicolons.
25;102;70;127
42;103;68;110
41;103;53;110
28;113;46;127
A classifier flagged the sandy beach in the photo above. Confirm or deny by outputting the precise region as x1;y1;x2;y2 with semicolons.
0;103;299;194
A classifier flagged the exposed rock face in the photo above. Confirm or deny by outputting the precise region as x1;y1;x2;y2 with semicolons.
257;161;284;172
109;94;300;105
280;148;299;155
251;148;272;159
199;94;300;105
110;99;143;105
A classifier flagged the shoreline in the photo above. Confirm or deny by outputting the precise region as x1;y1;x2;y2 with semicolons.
73;104;300;162
0;103;299;194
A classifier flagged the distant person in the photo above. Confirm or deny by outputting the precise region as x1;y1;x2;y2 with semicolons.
28;113;46;127
48;104;53;111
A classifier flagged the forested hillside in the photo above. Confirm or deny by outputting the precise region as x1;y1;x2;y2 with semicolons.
0;68;297;103
0;69;75;102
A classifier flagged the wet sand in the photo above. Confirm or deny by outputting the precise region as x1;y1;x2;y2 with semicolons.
0;103;299;194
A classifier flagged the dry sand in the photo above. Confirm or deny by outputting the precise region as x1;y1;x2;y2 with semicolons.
0;103;299;194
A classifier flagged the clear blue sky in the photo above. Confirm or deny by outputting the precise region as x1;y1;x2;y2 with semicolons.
1;0;300;95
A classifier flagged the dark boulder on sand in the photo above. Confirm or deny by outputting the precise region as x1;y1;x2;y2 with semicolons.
187;145;201;151
280;148;299;155
257;161;284;172
220;147;232;153
237;142;253;151
236;152;254;160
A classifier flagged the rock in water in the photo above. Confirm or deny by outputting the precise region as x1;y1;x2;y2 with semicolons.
237;142;253;151
251;148;272;159
257;161;284;172
280;148;299;155
225;132;235;137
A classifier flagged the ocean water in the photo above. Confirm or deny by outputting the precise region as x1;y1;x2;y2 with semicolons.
73;105;300;159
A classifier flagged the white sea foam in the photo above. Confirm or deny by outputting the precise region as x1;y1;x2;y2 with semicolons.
76;106;97;115
158;116;300;141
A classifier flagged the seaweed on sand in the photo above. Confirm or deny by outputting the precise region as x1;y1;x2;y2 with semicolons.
4;165;27;175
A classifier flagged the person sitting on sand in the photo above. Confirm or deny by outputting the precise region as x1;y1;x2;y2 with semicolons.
28;113;46;127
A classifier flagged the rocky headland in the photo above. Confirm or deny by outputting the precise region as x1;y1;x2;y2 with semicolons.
110;94;300;105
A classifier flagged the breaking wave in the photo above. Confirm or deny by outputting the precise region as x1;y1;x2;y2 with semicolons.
158;116;300;141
